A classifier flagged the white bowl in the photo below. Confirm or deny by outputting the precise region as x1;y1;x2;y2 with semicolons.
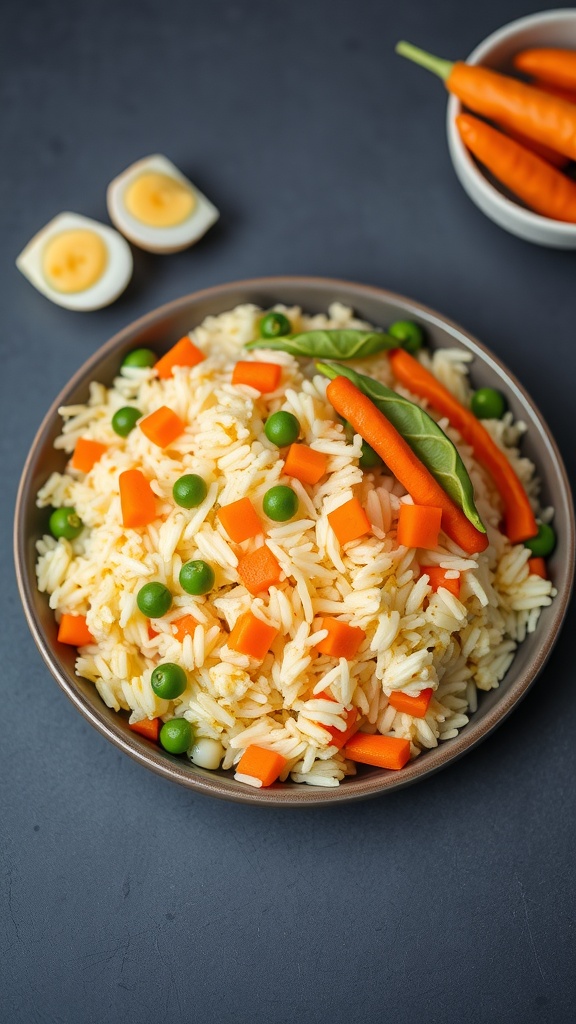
447;9;576;248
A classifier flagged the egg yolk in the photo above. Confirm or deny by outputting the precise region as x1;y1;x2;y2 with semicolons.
123;172;196;227
42;230;108;293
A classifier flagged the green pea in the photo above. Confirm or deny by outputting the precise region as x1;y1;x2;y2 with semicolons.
179;560;215;596
49;507;83;540
359;441;384;469
122;348;157;369
172;474;208;509
259;312;291;339
151;663;187;700
388;319;424;354
136;582;172;618
525;522;556;558
263;485;299;522
112;406;141;437
160;718;192;754
264;411;300;447
471;387;508;420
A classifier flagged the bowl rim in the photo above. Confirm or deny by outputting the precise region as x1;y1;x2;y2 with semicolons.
446;8;576;239
14;275;576;806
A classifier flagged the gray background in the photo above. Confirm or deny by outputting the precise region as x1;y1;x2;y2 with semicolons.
2;1;575;1021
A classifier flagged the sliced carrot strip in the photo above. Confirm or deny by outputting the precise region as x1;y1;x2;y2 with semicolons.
388;348;537;544
237;544;283;595
327;496;371;546
119;469;156;528
217;497;262;543
232;361;282;393
283;443;327;485
139;405;184;448
172;614;198;641
57;613;94;646
235;745;287;787
344;733;411;770
316;618;366;659
70;438;108;473
528;557;547;579
228;610;278;660
420;566;461;597
129;718;160;742
388;688;433;718
154;336;205;379
397;504;442;549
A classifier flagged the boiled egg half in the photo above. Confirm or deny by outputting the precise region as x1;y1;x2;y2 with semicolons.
107;154;219;253
16;212;133;311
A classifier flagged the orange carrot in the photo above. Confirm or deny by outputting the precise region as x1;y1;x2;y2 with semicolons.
388;348;538;544
397;503;442;549
119;469;156;528
172;614;198;641
457;114;576;222
139;405;184;448
529;80;576;105
237;544;283;594
57;613;94;646
514;49;576;92
228;610;278;660
502;124;569;168
316;618;366;659
344;733;411;770
129;717;160;742
70;438;108;474
327;496;371;546
528;556;547;579
420;566;461;598
326;375;488;555
313;695;360;749
147;623;159;639
388;688;433;718
235;745;287;787
217;496;262;543
283;443;327;485
154;336;204;379
232;361;282;393
397;41;576;160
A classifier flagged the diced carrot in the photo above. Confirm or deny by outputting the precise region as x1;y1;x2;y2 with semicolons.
327;497;371;546
344;733;411;770
154;336;205;379
57;613;94;646
70;438;108;474
172;614;197;642
129;717;160;742
237;544;283;595
283;443;327;485
147;623;159;640
316;617;366;659
119;469;156;528
232;361;282;393
313;694;360;750
217;497;262;543
228;610;278;660
388;688;433;718
235;745;287;787
528;557;547;579
397;503;442;549
139;405;184;448
420;566;461;598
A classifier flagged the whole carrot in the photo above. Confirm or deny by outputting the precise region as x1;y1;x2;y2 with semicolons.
513;49;576;91
388;349;538;544
325;375;488;554
457;113;576;222
396;40;576;160
503;125;569;168
529;80;576;105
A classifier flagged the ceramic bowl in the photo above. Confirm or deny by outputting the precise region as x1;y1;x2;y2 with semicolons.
14;277;575;805
446;9;576;247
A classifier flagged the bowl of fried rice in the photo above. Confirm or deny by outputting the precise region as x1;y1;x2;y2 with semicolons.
14;277;574;805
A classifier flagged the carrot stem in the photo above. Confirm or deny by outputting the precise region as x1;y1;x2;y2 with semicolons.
395;41;453;81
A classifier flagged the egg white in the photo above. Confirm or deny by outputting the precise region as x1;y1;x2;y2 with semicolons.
16;212;133;311
106;154;219;253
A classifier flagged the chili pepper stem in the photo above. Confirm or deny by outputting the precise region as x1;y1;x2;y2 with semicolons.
395;41;454;81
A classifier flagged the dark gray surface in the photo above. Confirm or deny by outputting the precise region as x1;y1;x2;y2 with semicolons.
2;1;575;1021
